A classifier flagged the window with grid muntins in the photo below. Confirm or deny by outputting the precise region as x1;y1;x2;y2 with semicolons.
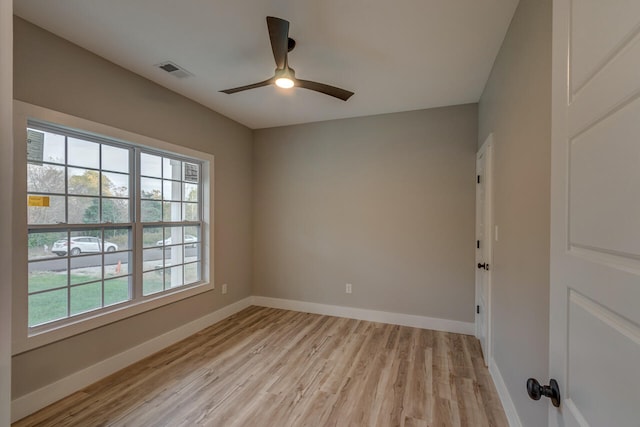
138;152;202;296
26;122;205;330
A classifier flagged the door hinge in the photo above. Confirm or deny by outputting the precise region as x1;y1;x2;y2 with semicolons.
476;305;480;314
477;175;481;184
477;240;480;249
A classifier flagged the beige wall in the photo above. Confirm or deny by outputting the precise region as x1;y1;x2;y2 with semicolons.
253;104;478;322
1;1;13;424
12;18;253;398
478;0;551;425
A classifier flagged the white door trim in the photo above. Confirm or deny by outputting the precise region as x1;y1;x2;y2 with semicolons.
476;133;493;364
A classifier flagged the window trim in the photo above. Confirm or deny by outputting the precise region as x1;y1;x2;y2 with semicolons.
13;101;214;354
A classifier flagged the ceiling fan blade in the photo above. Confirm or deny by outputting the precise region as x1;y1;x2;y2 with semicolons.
296;79;354;101
266;16;289;69
220;78;274;94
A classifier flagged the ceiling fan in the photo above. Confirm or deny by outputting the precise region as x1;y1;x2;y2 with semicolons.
220;16;354;101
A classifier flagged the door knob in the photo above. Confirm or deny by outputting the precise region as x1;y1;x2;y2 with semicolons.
477;262;489;270
527;378;561;407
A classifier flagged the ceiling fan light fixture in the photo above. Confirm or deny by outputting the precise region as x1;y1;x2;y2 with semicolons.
274;67;295;89
275;77;294;88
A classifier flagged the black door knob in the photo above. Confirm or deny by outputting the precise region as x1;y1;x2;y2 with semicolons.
527;378;561;407
477;262;489;270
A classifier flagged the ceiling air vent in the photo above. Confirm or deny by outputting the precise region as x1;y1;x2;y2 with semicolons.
156;61;193;78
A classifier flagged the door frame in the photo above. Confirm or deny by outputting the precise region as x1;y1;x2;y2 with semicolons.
0;0;13;424
475;133;493;364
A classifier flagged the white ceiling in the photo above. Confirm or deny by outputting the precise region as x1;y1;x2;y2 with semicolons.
14;0;518;129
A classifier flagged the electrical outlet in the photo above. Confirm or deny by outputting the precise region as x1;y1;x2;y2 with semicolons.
222;283;228;294
346;283;352;294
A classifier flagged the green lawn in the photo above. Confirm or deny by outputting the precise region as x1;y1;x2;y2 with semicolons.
28;272;165;327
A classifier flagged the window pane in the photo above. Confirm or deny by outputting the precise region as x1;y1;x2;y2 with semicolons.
31;129;65;164
101;145;129;173
185;243;200;263
183;162;199;183
68;168;99;196
28;259;67;293
29;289;68;327
183;203;199;221
141;200;162;222
143;270;163;295
102;171;129;197
140;153;161;177
102;198;130;223
163;180;181;201
105;228;130;251
165;265;184;289
163;158;182;180
50;235;70;257
184;225;200;242
68;138;99;169
69;230;102;255
183;183;198;202
184;262;201;285
70;255;102;285
28;231;67;260
27;163;65;194
143;248;163;272
28;194;65;225
164;226;183;246
70;282;102;315
140;177;161;200
163;202;182;222
104;276;130;306
68;196;100;224
143;226;162;248
164;245;184;267
105;251;130;278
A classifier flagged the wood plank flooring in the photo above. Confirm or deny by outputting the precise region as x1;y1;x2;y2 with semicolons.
14;306;508;427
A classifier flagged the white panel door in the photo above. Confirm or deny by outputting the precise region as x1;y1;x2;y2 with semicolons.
475;136;493;364
550;0;640;426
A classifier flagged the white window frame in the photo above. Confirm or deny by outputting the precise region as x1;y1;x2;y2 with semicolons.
13;101;214;354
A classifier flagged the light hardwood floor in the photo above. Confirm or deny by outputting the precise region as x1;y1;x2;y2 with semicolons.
14;306;508;427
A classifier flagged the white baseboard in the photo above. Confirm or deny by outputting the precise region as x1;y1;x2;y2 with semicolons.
489;357;523;427
251;296;475;335
11;297;253;423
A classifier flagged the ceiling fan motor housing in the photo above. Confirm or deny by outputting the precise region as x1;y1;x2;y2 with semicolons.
275;67;295;79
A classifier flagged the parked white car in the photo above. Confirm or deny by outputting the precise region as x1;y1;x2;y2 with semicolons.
156;234;198;247
52;236;118;256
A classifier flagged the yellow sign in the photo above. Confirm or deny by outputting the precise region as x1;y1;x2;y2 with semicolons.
28;196;50;207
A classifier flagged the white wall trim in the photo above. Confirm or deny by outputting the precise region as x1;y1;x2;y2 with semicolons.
0;0;12;424
489;357;523;427
10;297;253;423
251;296;475;335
